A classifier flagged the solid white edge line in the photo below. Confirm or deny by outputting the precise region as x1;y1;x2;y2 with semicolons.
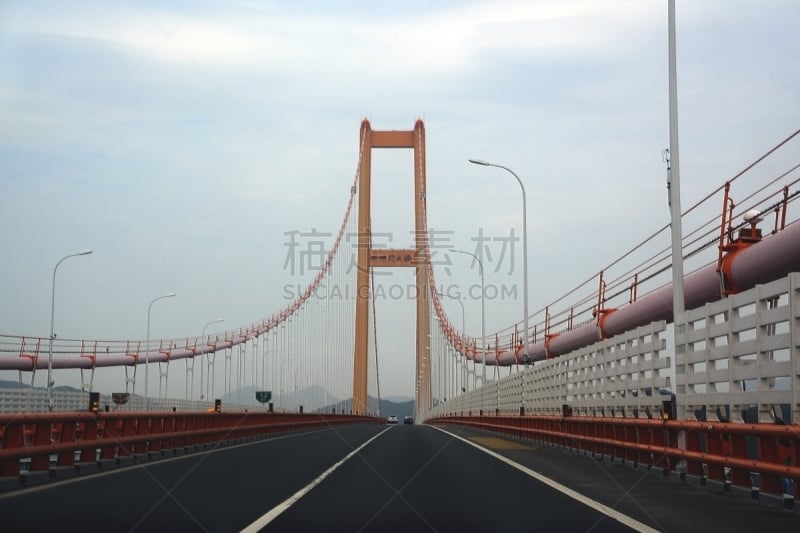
430;425;659;533
241;426;391;532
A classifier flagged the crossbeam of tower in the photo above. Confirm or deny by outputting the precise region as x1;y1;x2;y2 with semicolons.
352;119;431;415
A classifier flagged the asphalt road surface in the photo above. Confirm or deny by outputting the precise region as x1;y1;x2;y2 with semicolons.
1;423;798;532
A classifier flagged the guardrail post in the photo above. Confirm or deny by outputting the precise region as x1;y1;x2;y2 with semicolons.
56;420;77;468
749;472;761;501
729;430;750;489
0;420;24;477
782;478;795;510
80;417;98;464
30;419;52;472
684;424;704;480
708;430;731;487
98;417;117;460
772;426;797;509
118;416;136;456
149;416;163;456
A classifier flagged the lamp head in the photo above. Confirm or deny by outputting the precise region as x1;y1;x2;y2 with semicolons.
468;159;490;166
743;209;762;224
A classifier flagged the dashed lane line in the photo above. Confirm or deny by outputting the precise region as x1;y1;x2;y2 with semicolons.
240;426;392;532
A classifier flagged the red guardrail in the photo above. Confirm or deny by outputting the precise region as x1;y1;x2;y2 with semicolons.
0;411;383;478
429;415;800;505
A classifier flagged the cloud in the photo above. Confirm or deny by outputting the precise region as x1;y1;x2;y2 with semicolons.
4;1;665;76
1;0;798;399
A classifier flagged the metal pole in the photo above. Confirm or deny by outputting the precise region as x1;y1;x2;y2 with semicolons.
279;356;294;410
425;341;435;404
199;318;224;402
441;327;447;402
145;292;175;410
469;159;529;414
294;364;309;411
450;249;486;400
665;0;689;478
47;249;92;411
436;291;466;385
667;0;686;393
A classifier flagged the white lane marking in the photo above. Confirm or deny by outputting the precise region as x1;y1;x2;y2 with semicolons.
241;426;391;532
430;425;659;533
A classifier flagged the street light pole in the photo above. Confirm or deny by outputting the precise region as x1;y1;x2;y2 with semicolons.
424;342;441;406
436;292;471;392
294;364;309;412
470;159;529;414
449;249;486;394
48;249;92;411
279;356;294;410
145;292;175;410
199;318;224;402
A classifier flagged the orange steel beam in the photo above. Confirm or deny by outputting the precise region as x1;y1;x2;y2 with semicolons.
369;130;415;148
352;119;430;415
369;248;420;268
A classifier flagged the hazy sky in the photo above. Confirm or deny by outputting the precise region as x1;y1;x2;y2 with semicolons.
1;1;798;399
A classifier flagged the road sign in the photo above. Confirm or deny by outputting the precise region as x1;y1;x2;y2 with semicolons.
255;391;272;404
111;392;130;405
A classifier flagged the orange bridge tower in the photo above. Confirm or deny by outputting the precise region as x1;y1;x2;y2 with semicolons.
352;119;431;415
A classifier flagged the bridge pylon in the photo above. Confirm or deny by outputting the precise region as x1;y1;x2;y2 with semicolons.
352;119;431;415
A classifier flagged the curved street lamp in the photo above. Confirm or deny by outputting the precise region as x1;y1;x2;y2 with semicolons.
435;293;470;394
48;249;92;411
279;356;295;410
198;318;224;401
448;249;487;392
145;292;175;410
470;158;530;414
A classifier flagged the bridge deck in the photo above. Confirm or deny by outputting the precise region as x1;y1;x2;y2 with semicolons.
1;424;798;532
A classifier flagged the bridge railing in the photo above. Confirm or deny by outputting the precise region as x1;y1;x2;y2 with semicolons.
431;320;673;418
0;411;382;481
426;272;800;505
0;388;262;414
678;271;800;423
430;414;800;506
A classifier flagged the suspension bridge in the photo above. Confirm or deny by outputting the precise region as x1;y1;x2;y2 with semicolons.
1;117;800;531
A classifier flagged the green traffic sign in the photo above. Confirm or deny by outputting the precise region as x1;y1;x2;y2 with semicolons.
255;391;272;404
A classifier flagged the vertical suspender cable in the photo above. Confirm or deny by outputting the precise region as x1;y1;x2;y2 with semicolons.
371;264;381;417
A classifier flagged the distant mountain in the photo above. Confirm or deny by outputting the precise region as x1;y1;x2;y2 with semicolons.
383;395;414;403
1;379;415;418
218;383;415;418
323;396;415;419
221;384;340;412
0;379;29;390
0;379;82;392
200;383;416;418
376;398;415;419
